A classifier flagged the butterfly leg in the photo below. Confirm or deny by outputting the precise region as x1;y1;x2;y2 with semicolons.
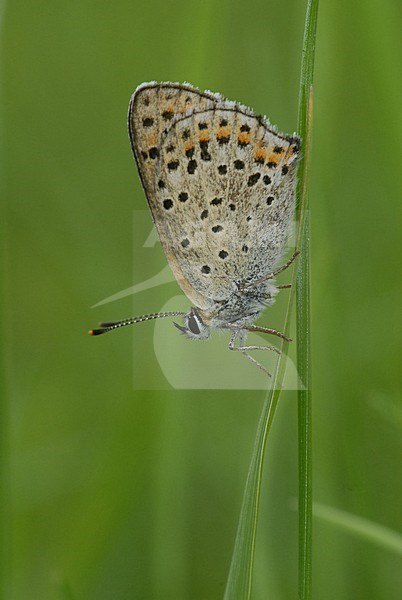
228;331;281;377
277;283;292;289
266;250;300;280
242;250;300;290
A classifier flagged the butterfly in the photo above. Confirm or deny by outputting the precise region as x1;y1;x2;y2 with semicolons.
90;82;301;375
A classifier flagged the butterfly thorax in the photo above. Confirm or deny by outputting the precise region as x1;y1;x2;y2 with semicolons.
173;280;279;340
199;281;279;329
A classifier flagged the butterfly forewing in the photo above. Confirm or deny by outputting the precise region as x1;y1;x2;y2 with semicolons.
129;83;220;199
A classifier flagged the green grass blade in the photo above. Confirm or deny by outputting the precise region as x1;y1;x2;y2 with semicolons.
224;2;318;598
223;398;275;600
313;503;402;557
223;333;297;599
296;1;319;598
297;212;312;600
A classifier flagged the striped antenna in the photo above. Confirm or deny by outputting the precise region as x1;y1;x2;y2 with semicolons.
89;311;187;336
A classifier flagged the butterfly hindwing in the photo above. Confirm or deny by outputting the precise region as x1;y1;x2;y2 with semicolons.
129;83;300;309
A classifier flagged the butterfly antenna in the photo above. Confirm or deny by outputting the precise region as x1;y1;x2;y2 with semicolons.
89;311;187;336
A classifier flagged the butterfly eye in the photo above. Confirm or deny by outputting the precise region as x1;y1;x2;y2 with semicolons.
187;313;201;335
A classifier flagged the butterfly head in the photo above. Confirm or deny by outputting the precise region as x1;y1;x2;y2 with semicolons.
174;307;210;340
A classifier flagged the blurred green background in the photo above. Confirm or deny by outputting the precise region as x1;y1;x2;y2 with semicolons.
2;1;401;598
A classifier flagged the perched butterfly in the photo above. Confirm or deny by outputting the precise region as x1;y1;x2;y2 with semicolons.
90;82;301;375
